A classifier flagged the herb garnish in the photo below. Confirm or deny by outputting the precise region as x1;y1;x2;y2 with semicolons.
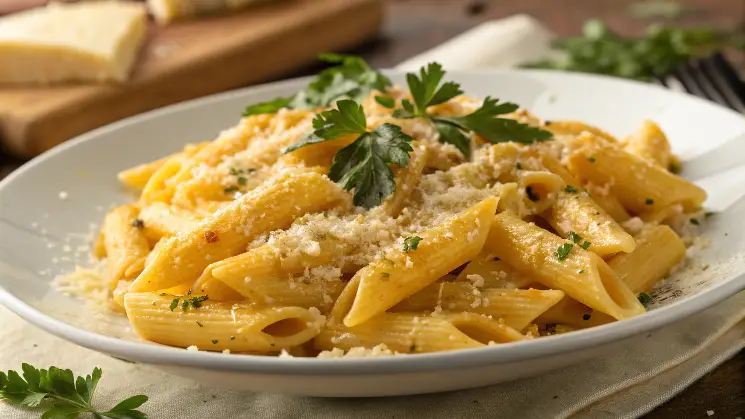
690;218;700;225
523;19;745;81
638;292;652;305
181;296;209;312
392;63;552;157
565;184;578;193
286;100;413;208
588;157;596;163
568;231;591;250
169;298;180;312
375;95;396;109
556;243;574;261
403;236;422;252
0;364;148;418
131;219;144;229
645;198;654;205
243;54;390;116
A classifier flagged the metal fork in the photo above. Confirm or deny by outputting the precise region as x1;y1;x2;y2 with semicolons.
654;52;745;180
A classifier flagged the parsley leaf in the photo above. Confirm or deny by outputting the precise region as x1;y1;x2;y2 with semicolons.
565;185;578;193
638;292;652;305
0;364;149;419
568;231;582;244
393;63;552;157
375;95;396;109
403;236;422;252
243;54;390;116
287;100;413;208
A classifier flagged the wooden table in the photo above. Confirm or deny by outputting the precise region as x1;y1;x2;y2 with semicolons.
0;0;743;417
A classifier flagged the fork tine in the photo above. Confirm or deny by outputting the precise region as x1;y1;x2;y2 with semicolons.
700;54;745;113
672;63;708;99
680;61;734;108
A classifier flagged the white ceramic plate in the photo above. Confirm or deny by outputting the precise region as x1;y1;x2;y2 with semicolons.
1;70;744;397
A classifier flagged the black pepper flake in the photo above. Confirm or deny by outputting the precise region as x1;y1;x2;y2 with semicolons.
196;321;204;327
582;313;591;321
131;218;145;228
409;344;416;352
212;339;219;344
230;336;236;340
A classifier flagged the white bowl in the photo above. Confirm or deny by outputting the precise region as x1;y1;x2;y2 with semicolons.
1;70;744;397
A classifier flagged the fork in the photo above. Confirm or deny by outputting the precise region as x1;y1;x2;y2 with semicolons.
654;52;745;180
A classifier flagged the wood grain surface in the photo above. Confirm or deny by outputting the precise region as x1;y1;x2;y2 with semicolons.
0;0;383;157
0;0;743;417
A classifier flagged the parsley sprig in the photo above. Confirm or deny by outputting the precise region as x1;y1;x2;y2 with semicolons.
393;63;552;157
0;364;148;418
286;100;413;208
243;54;390;116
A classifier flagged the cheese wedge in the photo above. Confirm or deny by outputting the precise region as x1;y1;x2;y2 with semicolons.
148;0;271;24
0;1;148;84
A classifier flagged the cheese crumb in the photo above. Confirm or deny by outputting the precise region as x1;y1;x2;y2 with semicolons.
58;191;68;200
186;346;198;351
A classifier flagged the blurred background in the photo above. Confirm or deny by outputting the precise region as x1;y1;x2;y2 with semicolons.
0;0;742;416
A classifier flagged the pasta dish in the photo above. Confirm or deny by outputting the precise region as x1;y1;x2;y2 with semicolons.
63;56;707;358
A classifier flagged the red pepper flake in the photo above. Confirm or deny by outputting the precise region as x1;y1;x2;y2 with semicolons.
205;231;219;243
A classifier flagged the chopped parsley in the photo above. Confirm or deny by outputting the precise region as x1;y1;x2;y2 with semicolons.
169;298;180;312
556;243;574;261
409;344;416;352
588;157;596;163
131;218;144;229
565;184;578;193
286;100;413;208
381;272;390;278
581;241;591;250
403;236;422;252
224;185;239;194
392;62;552;158
645;198;654;205
705;211;715;218
670;161;681;174
690;218;700;225
379;252;394;265
568;231;582;244
212;340;219;345
243;53;390;116
638;292;652;305
181;295;209;312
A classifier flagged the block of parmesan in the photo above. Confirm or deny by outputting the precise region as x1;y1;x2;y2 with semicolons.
0;1;148;84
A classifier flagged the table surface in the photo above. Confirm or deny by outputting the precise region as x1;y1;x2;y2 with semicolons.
0;0;743;417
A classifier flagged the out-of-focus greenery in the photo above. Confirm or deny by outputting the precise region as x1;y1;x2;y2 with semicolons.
523;20;745;80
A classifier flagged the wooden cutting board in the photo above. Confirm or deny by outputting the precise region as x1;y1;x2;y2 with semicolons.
0;0;383;157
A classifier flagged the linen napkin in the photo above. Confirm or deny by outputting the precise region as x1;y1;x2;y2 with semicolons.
2;14;745;419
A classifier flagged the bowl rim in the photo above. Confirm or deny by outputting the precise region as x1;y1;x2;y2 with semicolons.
1;68;744;376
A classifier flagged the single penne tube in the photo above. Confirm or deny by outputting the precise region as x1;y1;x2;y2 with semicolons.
192;275;245;302
455;256;535;288
391;284;564;331
140;156;185;205
607;224;686;294
335;197;499;327
585;185;631;223
542;190;636;257
124;292;325;352
534;296;615;329
384;145;429;217
130;171;347;292
314;312;524;354
102;205;150;290
566;140;706;213
622;120;671;168
544;120;619;143
485;212;645;320
518;171;563;215
118;142;209;190
137;202;201;242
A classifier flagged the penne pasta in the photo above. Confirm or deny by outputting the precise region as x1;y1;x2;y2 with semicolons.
335;197;499;327
607;224;686;294
485;212;645;320
130;171;348;292
622;120;671;169
125;292;325;353
102;205;150;290
392;284;564;331
315;312;525;354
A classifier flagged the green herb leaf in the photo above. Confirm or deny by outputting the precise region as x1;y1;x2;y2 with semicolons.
565;185;578;193
645;198;654;205
0;365;149;418
285;100;368;153
403;236;422;252
690;218;700;225
243;54;390;116
433;97;553;145
375;95;396;109
581;241;591;250
169;298;179;312
433;120;471;158
556;243;574;261
406;62;463;115
329;123;414;208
